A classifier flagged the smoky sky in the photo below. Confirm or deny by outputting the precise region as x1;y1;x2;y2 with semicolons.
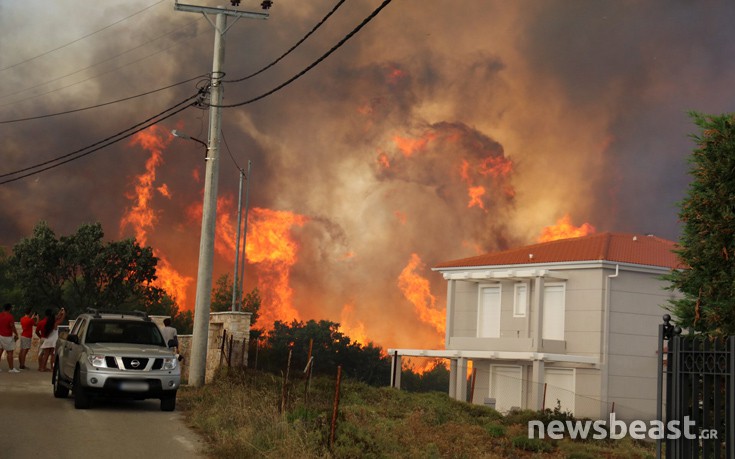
2;0;735;350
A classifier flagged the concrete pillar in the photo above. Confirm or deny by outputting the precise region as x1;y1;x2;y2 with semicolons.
531;359;545;410
449;358;458;399
456;357;468;402
532;276;545;351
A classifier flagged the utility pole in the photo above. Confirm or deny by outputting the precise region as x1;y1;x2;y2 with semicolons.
231;160;251;312
238;160;252;307
174;1;268;387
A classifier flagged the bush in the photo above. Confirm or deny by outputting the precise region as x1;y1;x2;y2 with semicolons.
511;435;554;453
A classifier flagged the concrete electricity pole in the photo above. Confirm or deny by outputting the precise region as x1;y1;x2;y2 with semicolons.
174;1;268;387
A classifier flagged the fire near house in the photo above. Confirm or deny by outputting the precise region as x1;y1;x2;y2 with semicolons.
389;232;682;421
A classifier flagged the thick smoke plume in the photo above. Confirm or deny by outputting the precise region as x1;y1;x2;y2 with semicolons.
2;0;735;351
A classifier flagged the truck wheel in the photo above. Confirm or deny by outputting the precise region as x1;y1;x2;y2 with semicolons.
160;392;177;412
52;363;69;398
73;368;92;409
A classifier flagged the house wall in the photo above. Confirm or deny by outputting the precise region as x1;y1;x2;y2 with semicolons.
562;269;604;358
606;269;671;421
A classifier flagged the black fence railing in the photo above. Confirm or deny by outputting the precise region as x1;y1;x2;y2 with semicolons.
657;315;734;458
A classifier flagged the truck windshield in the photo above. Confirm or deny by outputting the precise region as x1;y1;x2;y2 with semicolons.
85;320;166;347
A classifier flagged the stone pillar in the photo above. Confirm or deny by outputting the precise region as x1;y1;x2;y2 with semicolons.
206;311;252;382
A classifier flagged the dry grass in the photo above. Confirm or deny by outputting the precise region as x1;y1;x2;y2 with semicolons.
179;369;655;458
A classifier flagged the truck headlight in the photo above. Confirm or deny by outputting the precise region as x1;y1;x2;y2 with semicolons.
162;357;178;370
88;354;106;368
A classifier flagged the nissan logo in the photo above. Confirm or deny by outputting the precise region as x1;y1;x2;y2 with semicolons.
131;359;141;368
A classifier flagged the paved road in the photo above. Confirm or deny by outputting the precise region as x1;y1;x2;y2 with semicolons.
0;365;207;459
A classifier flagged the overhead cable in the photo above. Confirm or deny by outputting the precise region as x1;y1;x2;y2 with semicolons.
224;0;347;83
212;0;393;108
0;0;166;74
0;91;203;185
0;74;209;124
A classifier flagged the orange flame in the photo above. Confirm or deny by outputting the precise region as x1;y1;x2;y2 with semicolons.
340;303;368;345
467;186;486;210
459;156;513;209
537;214;596;242
397;253;445;340
121;125;193;309
246;207;308;328
392;132;436;157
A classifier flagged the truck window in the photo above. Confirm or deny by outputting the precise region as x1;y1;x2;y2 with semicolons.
86;320;165;346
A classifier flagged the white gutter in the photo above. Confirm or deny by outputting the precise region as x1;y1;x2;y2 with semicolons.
601;264;619;416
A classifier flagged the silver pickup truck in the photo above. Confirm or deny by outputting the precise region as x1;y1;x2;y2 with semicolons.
52;309;181;411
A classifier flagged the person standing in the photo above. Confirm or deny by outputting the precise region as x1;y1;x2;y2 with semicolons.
0;303;20;372
19;307;38;369
161;318;178;351
37;308;65;372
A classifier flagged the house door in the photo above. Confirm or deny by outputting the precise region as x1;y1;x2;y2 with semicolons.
490;365;522;412
544;368;575;415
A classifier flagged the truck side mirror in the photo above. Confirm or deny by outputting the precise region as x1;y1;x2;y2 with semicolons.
67;334;80;344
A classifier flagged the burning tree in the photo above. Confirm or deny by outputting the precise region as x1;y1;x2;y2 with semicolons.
9;221;164;319
667;112;735;336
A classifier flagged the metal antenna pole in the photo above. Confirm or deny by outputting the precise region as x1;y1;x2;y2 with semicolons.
238;160;252;308
231;169;245;311
174;1;268;387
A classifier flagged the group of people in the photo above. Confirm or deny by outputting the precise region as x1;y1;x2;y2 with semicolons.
0;303;66;373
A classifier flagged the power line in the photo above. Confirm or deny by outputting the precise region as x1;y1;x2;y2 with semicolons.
221;129;242;171
0;0;396;185
0;16;204;105
0;74;209;124
224;0;347;83
0;91;203;185
0;0;166;74
212;0;394;108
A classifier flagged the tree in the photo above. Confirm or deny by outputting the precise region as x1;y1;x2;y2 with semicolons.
256;319;391;386
10;221;160;318
667;112;735;336
210;273;261;323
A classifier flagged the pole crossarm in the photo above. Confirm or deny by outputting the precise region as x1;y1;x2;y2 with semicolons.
174;1;269;20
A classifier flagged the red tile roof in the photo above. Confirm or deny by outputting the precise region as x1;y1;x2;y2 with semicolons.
435;232;682;270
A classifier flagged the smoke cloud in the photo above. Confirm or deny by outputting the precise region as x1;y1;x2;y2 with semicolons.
2;0;735;350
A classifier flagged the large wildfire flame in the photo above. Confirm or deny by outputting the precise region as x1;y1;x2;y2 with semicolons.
398;253;445;341
246;207;308;328
340;303;369;345
537;213;596;242
121;126;193;306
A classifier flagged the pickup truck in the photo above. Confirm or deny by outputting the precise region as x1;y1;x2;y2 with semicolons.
52;309;181;411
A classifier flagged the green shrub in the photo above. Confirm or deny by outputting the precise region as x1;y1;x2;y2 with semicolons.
484;423;506;438
511;435;554;453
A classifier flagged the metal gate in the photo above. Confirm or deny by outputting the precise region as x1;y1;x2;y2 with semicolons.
657;315;734;458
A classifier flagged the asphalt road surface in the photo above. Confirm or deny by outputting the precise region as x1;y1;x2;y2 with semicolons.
0;364;206;459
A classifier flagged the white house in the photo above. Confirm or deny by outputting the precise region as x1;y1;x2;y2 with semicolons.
389;232;681;421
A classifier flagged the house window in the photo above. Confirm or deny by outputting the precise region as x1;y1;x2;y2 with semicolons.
542;283;565;341
513;283;528;317
477;285;501;338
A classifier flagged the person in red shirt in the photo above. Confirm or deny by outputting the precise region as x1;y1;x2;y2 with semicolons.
19;307;38;370
0;303;20;372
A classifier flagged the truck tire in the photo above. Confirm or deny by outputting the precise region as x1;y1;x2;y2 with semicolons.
160;391;177;412
52;362;69;399
73;368;92;409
